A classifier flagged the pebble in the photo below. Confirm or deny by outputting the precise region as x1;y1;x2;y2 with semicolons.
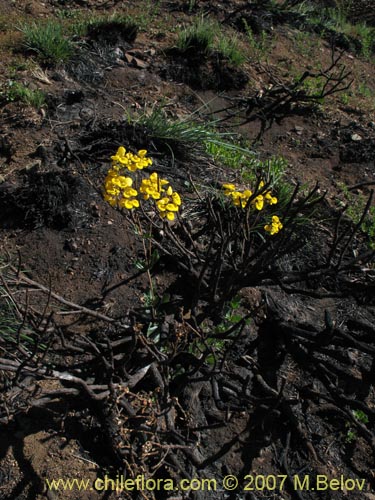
64;239;78;252
113;47;124;58
351;133;362;141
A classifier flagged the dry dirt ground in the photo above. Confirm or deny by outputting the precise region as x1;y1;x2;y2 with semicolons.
1;1;375;499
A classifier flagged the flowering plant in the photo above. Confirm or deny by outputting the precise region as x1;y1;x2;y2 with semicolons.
222;180;283;235
103;147;181;221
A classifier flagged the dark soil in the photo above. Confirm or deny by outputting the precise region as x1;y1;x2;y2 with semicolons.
161;49;249;90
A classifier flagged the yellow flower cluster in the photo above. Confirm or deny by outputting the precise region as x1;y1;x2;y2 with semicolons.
222;181;278;211
222;180;282;235
264;215;283;235
140;172;169;200
140;172;182;220
104;169;139;209
157;189;182;221
103;147;182;221
111;146;152;172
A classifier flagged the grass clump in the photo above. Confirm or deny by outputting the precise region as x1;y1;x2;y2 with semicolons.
176;17;246;65
206;140;257;170
216;33;247;65
1;80;46;109
133;106;233;149
293;3;375;60
206;140;288;183
242;20;272;61
326;11;375;59
18;20;74;65
176;17;216;54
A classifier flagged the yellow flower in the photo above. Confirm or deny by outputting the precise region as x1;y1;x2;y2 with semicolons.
106;168;118;178
264;215;283;235
111;146;126;161
253;195;264;211
166;203;179;212
140;173;169;200
111;147;130;167
122;187;138;198
265;192;278;205
156;198;169;212
127;161;138;172
239;189;252;208
159;211;176;221
105;182;120;196
222;183;236;193
230;191;242;206
156;187;181;221
104;193;117;207
140;183;161;200
171;192;181;206
112;176;133;189
149;172;168;190
119;198;140;209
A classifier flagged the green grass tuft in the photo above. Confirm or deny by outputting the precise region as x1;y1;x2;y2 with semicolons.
215;32;247;65
18;20;74;65
133;106;232;145
176;17;216;54
1;80;46;109
176;17;246;65
292;2;375;60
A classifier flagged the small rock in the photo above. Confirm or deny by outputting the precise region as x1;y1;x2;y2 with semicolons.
79;107;94;120
294;125;304;135
31;144;48;160
368;121;375;129
64;239;78;252
124;52;148;69
0;175;5;184
113;47;124;58
90;202;100;217
124;52;133;64
23;159;42;172
351;133;362;141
